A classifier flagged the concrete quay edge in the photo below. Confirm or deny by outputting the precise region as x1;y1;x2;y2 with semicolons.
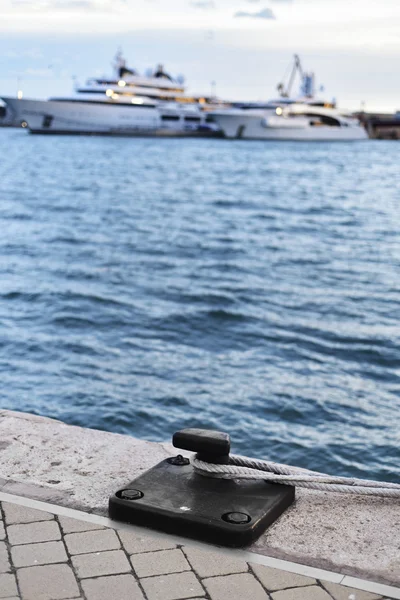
0;409;399;588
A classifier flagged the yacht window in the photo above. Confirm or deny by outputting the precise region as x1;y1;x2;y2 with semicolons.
184;116;201;122
301;113;341;127
161;114;180;121
78;89;110;94
42;115;53;128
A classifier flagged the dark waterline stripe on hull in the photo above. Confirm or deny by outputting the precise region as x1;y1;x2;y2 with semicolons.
29;129;223;137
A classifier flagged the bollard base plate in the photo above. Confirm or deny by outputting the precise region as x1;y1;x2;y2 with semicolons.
109;457;295;547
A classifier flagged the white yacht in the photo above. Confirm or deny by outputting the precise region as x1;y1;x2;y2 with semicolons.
2;51;221;136
210;56;368;141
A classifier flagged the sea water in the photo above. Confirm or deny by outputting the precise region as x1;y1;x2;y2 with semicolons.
0;128;399;482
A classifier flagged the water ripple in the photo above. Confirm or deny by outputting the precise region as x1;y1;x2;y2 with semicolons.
0;130;399;482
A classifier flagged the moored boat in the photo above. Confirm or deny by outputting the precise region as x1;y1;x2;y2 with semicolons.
2;51;223;136
209;56;368;141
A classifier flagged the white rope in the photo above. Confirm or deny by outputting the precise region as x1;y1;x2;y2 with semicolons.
192;454;400;498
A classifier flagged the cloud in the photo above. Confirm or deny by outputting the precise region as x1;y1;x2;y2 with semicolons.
234;7;275;19
245;0;292;3
190;1;215;8
10;0;119;10
54;0;96;7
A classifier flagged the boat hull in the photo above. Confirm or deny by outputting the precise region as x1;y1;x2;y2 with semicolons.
2;97;214;136
211;111;369;141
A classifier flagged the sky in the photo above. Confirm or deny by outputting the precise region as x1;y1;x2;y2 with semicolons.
1;0;400;111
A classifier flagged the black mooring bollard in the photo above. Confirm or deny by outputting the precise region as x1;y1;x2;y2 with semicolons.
109;428;295;547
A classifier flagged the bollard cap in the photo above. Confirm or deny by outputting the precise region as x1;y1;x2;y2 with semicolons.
173;428;230;457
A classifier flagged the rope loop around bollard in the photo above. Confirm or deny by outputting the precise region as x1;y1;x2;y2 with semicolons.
192;454;400;498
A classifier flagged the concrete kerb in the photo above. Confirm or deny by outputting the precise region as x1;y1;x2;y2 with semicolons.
0;409;399;591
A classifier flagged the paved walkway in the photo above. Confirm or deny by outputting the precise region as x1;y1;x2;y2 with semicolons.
0;496;397;600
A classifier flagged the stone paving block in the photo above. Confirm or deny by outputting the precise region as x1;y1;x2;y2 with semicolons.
183;546;248;578
7;520;61;545
11;540;68;567
118;529;177;555
72;549;131;579
271;585;333;600
82;574;145;600
141;571;205;600
0;573;18;598
64;528;120;555
17;563;80;600
0;522;5;540
2;502;53;525
321;581;382;600
203;573;268;600
251;564;317;591
130;548;191;578
0;542;10;573
58;515;104;534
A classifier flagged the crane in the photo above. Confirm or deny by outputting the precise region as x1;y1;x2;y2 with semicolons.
277;54;303;98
